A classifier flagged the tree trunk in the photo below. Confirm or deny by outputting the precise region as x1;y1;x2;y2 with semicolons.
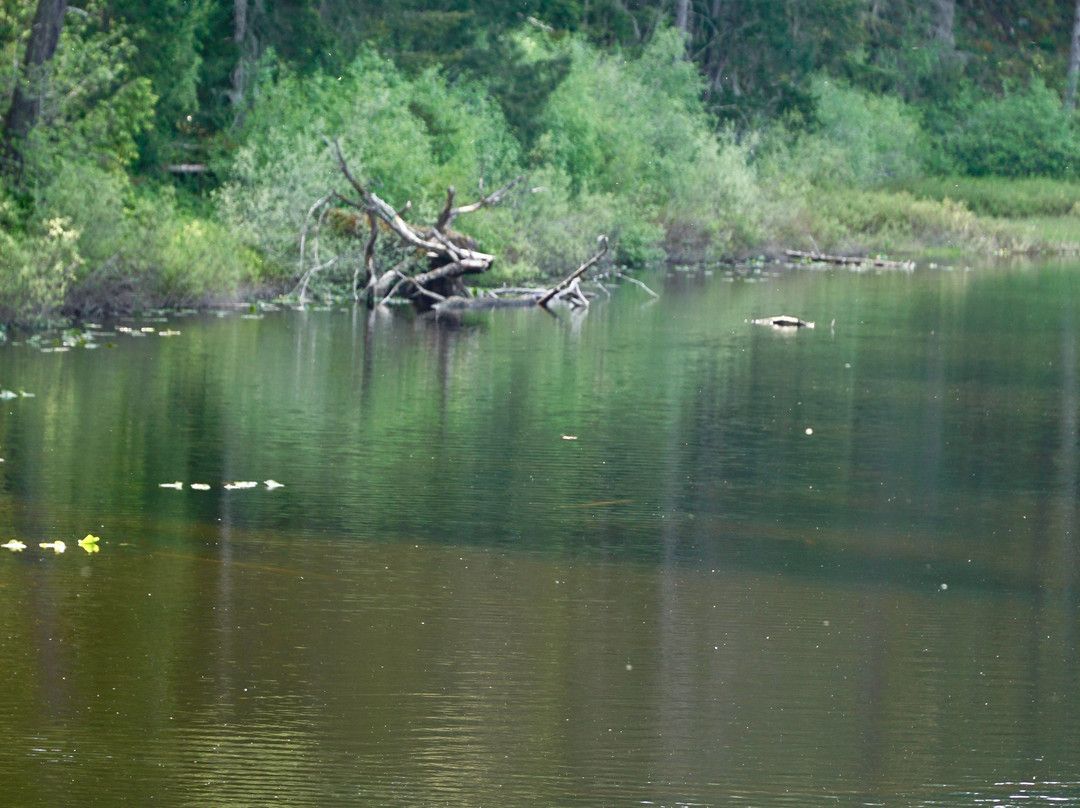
930;0;955;49
675;0;691;38
1067;0;1080;114
1;0;68;180
230;0;265;123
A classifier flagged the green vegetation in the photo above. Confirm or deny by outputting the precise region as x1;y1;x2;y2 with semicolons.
5;0;1080;324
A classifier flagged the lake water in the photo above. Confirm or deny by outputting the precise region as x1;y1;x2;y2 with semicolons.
1;260;1079;807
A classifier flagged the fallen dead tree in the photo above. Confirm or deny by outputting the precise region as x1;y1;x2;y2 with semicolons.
293;138;525;309
296;140;627;312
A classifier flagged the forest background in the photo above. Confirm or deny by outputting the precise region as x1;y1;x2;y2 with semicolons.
4;0;1080;325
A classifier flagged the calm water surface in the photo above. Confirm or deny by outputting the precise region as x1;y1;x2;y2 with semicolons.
1;261;1079;806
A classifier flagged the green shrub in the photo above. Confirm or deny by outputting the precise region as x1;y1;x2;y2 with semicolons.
215;52;524;285
940;79;1080;178
530;28;765;260
15;162;262;316
0;193;82;324
780;78;923;189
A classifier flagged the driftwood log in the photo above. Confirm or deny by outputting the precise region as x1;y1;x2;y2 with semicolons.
785;249;914;270
432;236;611;314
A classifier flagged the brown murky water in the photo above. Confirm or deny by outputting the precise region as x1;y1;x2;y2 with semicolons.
1;261;1078;806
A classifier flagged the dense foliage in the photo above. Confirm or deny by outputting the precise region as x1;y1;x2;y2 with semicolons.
4;0;1080;323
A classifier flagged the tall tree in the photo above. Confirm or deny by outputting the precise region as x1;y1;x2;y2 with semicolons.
1;0;67;180
675;0;690;37
930;0;955;48
1066;0;1080;113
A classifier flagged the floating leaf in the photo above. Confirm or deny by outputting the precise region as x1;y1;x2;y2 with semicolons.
264;480;284;490
2;540;26;552
39;541;66;553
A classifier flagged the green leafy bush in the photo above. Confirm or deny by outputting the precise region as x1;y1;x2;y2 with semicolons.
530;28;765;260
0;190;82;324
939;79;1080;178
216;52;522;276
779;78;923;189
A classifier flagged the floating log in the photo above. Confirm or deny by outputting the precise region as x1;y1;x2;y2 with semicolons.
785;249;914;270
433;294;543;312
750;315;815;328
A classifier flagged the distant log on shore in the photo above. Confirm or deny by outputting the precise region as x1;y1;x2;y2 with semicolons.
785;249;914;270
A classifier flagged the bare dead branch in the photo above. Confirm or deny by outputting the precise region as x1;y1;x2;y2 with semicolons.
298;193;332;276
435;186;457;231
448;175;525;220
538;236;609;309
607;269;659;299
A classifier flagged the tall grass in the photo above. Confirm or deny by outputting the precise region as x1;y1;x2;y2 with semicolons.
891;176;1080;218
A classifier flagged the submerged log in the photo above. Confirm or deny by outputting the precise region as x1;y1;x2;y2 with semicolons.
785;249;914;270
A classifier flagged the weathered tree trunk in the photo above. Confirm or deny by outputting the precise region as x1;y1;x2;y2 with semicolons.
675;0;691;38
231;0;249;108
1066;0;1080;114
930;0;955;49
1;0;68;180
